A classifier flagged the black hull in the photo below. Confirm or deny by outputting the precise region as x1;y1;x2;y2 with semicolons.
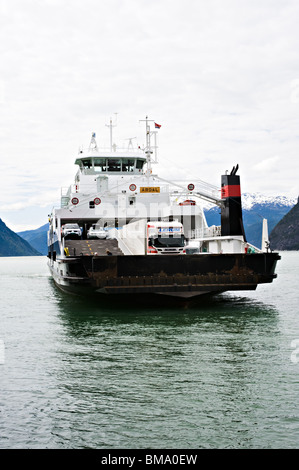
48;252;280;299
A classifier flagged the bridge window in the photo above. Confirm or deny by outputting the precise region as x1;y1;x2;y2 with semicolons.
107;159;121;171
136;159;145;170
122;159;135;172
82;159;92;169
94;158;107;172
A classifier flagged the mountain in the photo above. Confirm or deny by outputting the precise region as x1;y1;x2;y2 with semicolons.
0;218;42;257
18;223;49;256
204;193;297;249
269;199;299;250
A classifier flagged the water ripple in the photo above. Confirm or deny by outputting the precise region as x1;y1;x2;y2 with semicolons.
0;255;299;448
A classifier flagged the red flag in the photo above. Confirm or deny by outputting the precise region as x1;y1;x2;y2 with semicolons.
154;122;161;129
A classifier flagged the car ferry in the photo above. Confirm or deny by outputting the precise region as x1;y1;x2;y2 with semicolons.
47;116;280;298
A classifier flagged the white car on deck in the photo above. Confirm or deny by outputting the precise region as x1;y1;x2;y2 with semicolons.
61;223;82;239
87;225;107;239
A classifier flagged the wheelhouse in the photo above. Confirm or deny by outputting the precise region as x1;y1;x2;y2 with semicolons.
75;155;147;175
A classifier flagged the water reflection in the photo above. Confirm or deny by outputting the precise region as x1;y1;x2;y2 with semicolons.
49;278;278;324
1;258;295;449
46;279;285;449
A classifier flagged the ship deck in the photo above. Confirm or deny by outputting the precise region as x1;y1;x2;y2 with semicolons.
64;239;124;256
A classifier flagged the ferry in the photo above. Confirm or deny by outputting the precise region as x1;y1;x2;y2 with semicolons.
47;116;280;298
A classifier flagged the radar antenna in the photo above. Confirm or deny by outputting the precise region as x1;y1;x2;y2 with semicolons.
125;137;137;150
89;132;98;152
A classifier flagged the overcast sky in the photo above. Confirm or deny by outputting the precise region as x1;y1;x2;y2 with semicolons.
1;0;299;231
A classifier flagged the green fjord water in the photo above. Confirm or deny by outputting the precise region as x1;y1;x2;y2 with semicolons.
0;252;299;449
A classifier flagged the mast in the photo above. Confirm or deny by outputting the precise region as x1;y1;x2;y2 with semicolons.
106;113;118;152
145;115;152;177
140;116;158;180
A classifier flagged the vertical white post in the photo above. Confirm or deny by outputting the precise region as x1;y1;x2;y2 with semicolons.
153;131;158;162
145;116;152;181
109;118;113;152
106;114;117;152
261;218;269;252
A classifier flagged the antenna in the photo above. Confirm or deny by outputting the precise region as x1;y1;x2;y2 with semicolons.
89;132;98;152
125;137;137;150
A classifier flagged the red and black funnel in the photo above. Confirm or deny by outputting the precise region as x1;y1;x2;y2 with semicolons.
221;165;246;241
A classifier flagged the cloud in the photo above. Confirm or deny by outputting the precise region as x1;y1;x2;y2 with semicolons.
253;156;280;172
1;0;299;230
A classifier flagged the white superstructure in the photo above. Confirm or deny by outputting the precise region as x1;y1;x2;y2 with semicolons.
49;117;242;252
